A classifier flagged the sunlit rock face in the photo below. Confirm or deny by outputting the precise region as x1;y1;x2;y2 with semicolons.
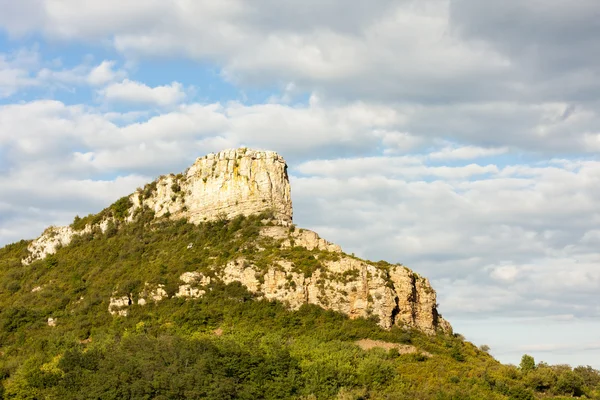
216;250;451;334
131;148;293;225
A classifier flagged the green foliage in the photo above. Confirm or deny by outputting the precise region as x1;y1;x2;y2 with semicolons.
509;385;534;400
520;354;536;372
45;254;58;269
142;181;158;199
554;370;584;396
526;364;556;392
111;196;133;220
1;212;599;399
70;195;133;231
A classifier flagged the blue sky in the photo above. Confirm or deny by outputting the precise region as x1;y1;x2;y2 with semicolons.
1;0;600;368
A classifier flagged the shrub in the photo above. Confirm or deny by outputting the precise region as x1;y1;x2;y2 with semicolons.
520;354;535;372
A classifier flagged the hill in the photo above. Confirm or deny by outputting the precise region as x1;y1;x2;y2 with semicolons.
0;148;598;399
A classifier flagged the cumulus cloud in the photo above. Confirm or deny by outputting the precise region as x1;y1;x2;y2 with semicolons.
99;79;187;106
1;0;598;108
0;48;40;97
429;145;509;161
87;60;127;86
489;265;520;282
0;47;127;96
0;0;523;102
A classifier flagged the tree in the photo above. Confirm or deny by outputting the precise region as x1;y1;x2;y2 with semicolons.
525;365;556;392
509;385;534;400
555;370;584;396
520;354;535;373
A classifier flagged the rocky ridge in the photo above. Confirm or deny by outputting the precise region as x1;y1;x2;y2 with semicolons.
24;148;451;334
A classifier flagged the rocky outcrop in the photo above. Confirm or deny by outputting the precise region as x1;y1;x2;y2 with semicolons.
23;219;113;265
214;255;450;334
112;252;450;334
175;272;211;298
130;148;292;224
23;226;81;265
260;226;342;253
137;284;169;306
108;294;131;316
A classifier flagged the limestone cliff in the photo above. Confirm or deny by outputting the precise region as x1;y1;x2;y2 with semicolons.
22;147;451;334
130;148;292;224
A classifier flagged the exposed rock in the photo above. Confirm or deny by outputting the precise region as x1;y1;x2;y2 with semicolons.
260;226;342;252
179;271;211;285
176;272;211;298
130;148;292;224
23;226;85;265
175;285;205;299
355;339;431;357
217;255;450;334
31;286;42;293
138;283;169;305
23;219;113;264
151;286;168;302
109;295;131;316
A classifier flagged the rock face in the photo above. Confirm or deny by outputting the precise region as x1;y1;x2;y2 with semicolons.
108;295;131;316
130;148;292;224
22;147;451;334
216;253;450;334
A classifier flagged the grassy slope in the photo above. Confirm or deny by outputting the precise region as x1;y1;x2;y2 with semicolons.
0;206;597;399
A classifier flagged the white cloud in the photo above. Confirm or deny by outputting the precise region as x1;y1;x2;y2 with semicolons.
490;265;520;282
99;79;186;106
429;145;509;161
291;155;600;323
0;0;511;102
0;48;127;96
0;48;40;97
87;60;127;86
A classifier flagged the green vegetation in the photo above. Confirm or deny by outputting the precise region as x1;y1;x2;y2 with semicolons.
1;204;600;399
70;196;134;231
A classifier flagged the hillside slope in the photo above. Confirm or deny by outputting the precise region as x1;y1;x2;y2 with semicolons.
1;148;599;399
20;148;450;334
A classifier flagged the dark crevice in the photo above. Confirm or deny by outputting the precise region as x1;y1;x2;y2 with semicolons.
409;274;418;324
432;305;440;329
390;295;400;327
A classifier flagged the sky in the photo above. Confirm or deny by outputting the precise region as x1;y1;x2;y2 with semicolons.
0;0;599;368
